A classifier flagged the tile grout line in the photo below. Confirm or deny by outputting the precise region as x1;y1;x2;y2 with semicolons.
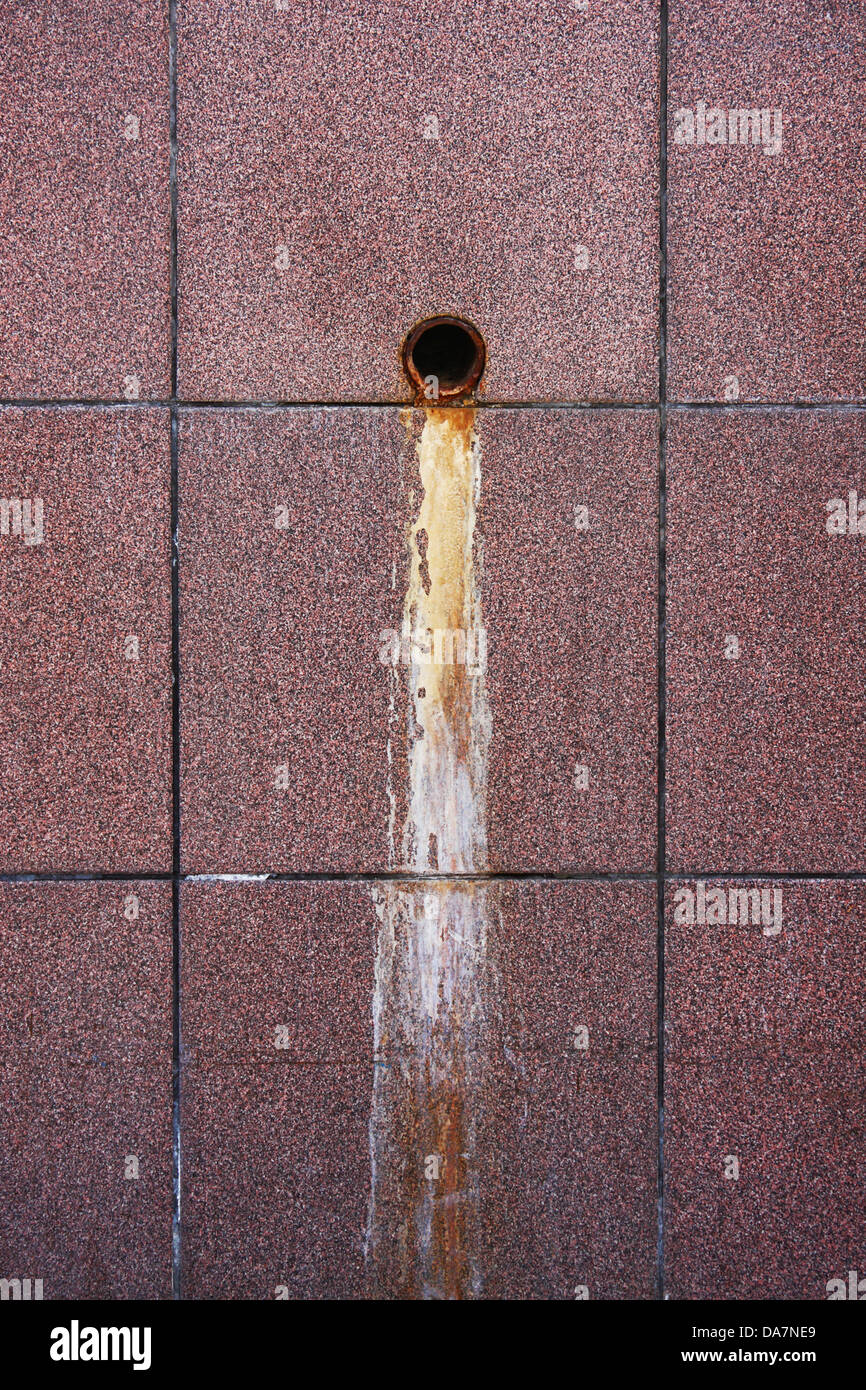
2;398;866;412
3;869;866;883
168;0;182;1303
657;0;669;1304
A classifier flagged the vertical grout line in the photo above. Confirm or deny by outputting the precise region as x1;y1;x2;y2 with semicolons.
170;413;181;1301
168;0;182;1301
169;0;179;404
657;0;669;1303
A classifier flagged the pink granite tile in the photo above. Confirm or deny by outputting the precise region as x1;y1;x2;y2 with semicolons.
180;880;376;1066
0;1065;172;1300
0;882;172;1300
181;1064;370;1299
0;1;170;399
668;1;866;402
179;407;657;872
0;880;172;1065
665;879;866;1299
666;879;866;1059
178;408;404;873
0;407;172;871
665;1056;866;1300
492;879;657;1057
667;409;866;872
474;1054;657;1300
180;878;656;1298
482;410;657;872
177;0;660;402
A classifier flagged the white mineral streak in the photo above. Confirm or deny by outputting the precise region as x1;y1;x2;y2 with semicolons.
366;409;492;1299
400;409;489;873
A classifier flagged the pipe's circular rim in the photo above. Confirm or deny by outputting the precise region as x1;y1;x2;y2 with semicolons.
402;315;486;400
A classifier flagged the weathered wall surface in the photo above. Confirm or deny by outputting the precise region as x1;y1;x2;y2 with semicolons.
1;0;864;1300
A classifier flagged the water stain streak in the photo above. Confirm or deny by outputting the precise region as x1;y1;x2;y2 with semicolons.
366;406;492;1299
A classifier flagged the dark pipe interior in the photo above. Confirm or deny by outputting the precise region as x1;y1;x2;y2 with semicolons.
403;317;485;396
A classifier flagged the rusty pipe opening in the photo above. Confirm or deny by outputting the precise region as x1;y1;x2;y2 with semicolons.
403;316;486;401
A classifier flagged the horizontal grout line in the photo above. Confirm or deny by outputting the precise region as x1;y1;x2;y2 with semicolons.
181;1052;657;1068
0;869;655;884
663;869;866;881
1;398;866;413
668;400;866;413
2;869;865;885
0;397;655;410
0;871;175;882
664;1049;865;1059
181;399;663;412
184;869;660;883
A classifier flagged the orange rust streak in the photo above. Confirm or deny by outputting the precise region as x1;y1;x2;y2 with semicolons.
368;404;488;1298
411;406;479;1296
411;408;476;771
430;1061;470;1300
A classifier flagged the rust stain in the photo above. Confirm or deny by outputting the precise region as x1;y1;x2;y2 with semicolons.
402;406;489;873
402;316;486;402
428;1050;470;1298
366;404;491;1298
366;883;490;1298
